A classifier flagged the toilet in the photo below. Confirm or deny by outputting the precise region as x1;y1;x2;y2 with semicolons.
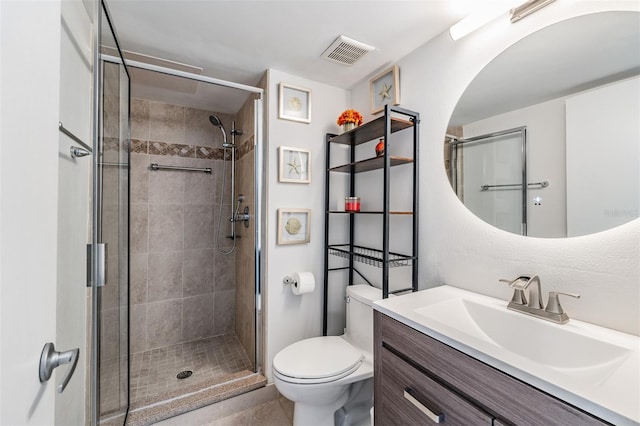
273;285;382;426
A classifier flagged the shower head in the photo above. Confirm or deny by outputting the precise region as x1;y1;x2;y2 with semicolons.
209;115;223;127
209;115;227;146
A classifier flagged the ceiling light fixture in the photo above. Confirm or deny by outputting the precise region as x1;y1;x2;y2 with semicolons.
510;0;556;23
449;1;520;41
449;0;556;41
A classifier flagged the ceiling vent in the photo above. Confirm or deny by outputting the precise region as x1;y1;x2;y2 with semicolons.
321;35;375;66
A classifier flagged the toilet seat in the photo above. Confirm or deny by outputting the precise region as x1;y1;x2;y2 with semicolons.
273;336;363;384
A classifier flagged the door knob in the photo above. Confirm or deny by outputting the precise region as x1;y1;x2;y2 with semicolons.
39;342;79;393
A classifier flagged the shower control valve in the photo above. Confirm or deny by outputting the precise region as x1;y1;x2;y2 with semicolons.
230;206;250;228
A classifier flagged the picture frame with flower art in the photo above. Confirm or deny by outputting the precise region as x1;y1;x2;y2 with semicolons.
279;83;311;123
370;65;400;114
278;146;311;183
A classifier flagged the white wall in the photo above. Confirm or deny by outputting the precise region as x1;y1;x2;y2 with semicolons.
350;1;640;335
265;69;350;381
566;76;640;237
0;1;62;423
464;97;567;237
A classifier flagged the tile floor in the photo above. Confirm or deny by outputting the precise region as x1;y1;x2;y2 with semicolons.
203;399;292;426
129;334;253;407
152;384;292;426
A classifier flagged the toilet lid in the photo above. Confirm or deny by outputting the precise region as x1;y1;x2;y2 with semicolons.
273;336;363;380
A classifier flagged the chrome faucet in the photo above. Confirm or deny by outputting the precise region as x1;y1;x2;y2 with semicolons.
500;275;580;324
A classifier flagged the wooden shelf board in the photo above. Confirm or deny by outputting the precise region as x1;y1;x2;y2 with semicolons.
328;211;413;215
329;116;414;146
329;156;413;173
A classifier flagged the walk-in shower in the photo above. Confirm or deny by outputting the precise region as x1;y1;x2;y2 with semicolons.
95;4;264;422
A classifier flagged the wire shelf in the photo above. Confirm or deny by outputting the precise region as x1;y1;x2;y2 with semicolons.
328;244;413;268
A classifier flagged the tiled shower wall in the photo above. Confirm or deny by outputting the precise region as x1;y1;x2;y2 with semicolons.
234;92;258;367
128;98;238;354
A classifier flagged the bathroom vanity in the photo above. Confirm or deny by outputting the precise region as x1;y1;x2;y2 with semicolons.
373;286;640;425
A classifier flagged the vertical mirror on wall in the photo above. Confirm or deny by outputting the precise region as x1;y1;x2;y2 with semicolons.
94;0;130;424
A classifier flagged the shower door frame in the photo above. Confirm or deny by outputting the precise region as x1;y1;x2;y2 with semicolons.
91;0;132;424
98;51;267;379
450;126;528;235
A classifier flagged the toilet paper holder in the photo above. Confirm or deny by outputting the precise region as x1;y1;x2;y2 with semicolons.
283;272;315;295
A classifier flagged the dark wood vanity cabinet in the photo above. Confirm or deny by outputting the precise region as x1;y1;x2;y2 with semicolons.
374;311;609;426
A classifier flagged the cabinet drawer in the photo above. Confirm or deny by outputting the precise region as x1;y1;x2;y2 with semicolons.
376;347;493;425
375;312;608;426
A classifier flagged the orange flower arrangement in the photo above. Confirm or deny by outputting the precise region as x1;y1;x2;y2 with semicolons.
336;109;364;126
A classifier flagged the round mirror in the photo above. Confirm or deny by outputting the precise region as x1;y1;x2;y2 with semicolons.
445;11;640;238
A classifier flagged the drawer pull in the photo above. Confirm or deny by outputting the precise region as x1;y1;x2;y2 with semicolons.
404;387;444;423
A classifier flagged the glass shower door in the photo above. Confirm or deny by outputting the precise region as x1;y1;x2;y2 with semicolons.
94;1;130;424
453;128;526;235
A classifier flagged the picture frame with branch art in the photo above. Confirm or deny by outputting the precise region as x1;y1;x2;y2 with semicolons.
278;146;311;183
277;208;311;245
370;65;400;114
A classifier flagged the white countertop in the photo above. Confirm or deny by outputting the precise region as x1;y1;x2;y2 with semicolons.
374;285;640;425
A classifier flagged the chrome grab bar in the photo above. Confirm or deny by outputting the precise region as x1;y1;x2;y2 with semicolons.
39;342;80;393
481;181;549;191
150;163;212;174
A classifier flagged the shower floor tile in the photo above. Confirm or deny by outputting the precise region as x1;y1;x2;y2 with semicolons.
129;334;253;408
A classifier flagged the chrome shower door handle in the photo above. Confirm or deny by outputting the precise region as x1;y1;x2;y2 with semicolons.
39;342;80;393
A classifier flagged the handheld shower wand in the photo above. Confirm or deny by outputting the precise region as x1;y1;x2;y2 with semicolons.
211;115;245;254
209;114;228;146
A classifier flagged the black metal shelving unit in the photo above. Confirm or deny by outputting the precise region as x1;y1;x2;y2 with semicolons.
323;105;419;335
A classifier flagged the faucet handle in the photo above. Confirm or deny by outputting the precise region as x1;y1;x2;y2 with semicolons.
499;278;528;305
545;291;581;315
500;276;531;290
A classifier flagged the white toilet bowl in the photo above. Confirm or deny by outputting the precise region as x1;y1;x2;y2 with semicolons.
272;285;381;426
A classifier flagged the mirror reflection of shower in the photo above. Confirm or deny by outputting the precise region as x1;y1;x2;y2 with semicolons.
211;115;250;254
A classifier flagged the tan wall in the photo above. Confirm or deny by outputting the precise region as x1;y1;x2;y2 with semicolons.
128;98;237;353
233;92;258;368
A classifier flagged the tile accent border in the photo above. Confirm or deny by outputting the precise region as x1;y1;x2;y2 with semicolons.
130;139;235;160
103;137;130;153
131;139;148;154
236;136;255;160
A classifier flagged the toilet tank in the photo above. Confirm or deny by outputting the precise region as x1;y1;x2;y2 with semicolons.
345;285;383;355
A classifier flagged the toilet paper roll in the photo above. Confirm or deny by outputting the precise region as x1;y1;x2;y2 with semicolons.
291;272;315;295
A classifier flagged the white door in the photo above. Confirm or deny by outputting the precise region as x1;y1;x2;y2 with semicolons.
1;1;93;424
1;1;63;424
56;1;94;424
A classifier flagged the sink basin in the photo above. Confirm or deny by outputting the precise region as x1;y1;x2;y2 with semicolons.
415;298;631;378
374;285;640;425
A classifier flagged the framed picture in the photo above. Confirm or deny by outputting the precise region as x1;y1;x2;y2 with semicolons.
370;65;400;114
279;83;311;123
277;208;311;245
278;146;311;183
